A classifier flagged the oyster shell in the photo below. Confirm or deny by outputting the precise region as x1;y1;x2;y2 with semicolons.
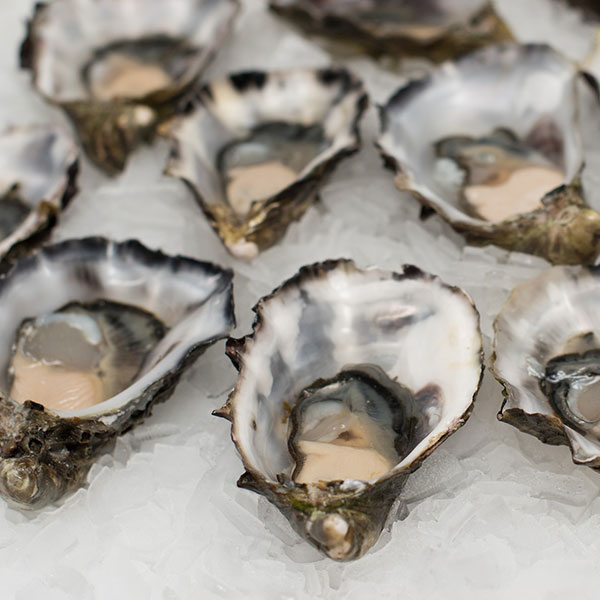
216;260;483;560
0;126;78;271
269;0;512;62
492;266;600;469
377;43;600;265
20;0;239;173
0;237;234;509
163;68;367;259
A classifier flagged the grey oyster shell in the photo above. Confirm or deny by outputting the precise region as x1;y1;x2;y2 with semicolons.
216;260;483;560
0;126;78;272
0;237;234;510
20;0;239;174
269;0;513;62
377;43;600;265
492;266;600;469
163;68;367;260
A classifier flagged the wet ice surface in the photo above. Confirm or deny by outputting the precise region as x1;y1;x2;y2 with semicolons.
3;0;600;598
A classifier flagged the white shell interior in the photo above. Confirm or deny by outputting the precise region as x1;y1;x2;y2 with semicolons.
32;0;238;102
165;69;363;209
378;44;585;227
232;264;482;483
0;239;234;424
494;266;600;464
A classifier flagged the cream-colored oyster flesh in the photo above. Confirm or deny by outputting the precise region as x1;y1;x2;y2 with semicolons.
217;260;483;560
378;43;600;265
9;301;166;412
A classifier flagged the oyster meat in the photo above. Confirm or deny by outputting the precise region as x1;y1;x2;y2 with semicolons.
493;266;600;469
20;0;239;173
269;0;512;62
0;126;78;271
163;68;367;259
0;237;235;509
217;260;483;560
378;43;600;265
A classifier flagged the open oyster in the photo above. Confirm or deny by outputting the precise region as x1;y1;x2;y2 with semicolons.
377;43;600;265
269;0;512;62
163;68;367;259
20;0;239;173
492;266;600;469
0;126;78;271
0;237;234;509
216;260;483;560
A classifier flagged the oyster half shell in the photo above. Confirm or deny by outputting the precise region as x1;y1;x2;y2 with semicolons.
377;43;600;265
0;126;78;272
269;0;513;62
163;68;367;259
492;266;600;469
20;0;239;173
216;260;483;560
0;237;234;509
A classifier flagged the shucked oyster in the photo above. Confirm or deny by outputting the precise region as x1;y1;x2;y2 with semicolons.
492;266;600;469
163;68;367;259
378;43;600;265
0;126;78;271
216;260;483;560
269;0;512;62
20;0;239;173
0;237;234;509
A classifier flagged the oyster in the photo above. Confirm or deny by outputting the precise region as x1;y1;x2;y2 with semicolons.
0;237;234;509
492;266;600;469
216;260;483;560
377;43;600;265
163;68;367;259
269;0;512;62
0;126;78;271
20;0;239;173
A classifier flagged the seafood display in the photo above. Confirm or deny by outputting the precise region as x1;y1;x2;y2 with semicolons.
269;0;513;62
492;267;600;469
0;238;234;509
5;0;600;580
20;0;239;173
0;126;78;271
378;43;600;265
163;68;367;259
216;261;483;560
